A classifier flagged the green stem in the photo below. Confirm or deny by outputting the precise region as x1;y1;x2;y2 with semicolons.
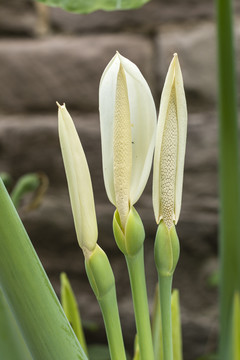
216;0;240;358
11;173;40;208
158;275;173;360
85;244;126;360
0;179;87;360
98;287;127;360
125;246;154;360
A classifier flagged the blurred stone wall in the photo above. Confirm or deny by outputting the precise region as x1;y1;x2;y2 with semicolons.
0;0;240;358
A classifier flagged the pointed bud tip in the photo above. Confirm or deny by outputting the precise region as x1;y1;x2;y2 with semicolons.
56;101;66;110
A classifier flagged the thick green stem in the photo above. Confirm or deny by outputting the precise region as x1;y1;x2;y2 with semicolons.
125;246;154;360
216;0;240;358
98;287;127;360
0;179;87;360
158;275;173;360
85;244;126;360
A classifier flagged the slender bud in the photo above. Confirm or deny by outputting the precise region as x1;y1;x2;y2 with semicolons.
153;54;187;228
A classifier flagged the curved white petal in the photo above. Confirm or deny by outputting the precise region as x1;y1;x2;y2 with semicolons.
99;54;119;206
118;54;157;205
153;54;187;226
58;103;98;251
99;53;157;212
174;58;187;223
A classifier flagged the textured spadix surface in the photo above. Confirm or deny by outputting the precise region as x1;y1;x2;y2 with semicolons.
58;103;98;251
153;54;187;228
99;52;156;228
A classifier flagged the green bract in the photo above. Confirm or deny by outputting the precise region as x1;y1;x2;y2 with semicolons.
154;221;180;277
35;0;150;13
113;206;145;256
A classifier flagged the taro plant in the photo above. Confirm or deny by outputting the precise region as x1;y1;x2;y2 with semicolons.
0;0;239;359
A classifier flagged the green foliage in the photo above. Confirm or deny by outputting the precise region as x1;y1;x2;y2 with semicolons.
232;292;240;360
0;179;87;360
0;288;32;360
88;345;111;360
60;272;88;356
34;0;150;13
151;285;183;360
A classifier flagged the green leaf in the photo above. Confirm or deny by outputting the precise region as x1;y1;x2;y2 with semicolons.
0;179;87;360
34;0;150;14
232;292;240;360
88;345;110;360
0;288;32;360
60;272;88;356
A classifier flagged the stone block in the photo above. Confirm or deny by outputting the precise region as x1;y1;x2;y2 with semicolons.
0;35;153;113
0;0;37;35
156;19;240;110
50;0;215;34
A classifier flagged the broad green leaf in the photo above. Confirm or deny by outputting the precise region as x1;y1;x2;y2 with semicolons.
0;179;87;360
0;288;32;360
61;272;88;356
34;0;150;14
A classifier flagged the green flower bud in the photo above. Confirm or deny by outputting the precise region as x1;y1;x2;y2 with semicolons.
154;221;180;277
113;206;145;256
85;245;115;300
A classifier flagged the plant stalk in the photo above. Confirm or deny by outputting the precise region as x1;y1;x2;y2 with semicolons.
216;0;240;358
125;246;154;360
158;274;173;360
98;287;127;360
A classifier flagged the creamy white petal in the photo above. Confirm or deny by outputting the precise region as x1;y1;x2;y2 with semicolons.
99;53;157;211
99;54;119;206
153;54;187;226
174;58;187;223
118;54;157;205
58;103;98;251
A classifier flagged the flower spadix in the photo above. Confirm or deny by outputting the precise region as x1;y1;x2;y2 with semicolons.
153;54;187;228
99;52;156;230
58;103;98;253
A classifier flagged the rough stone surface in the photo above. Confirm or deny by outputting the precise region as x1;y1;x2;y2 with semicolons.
0;35;154;113
50;0;215;34
156;19;240;111
0;0;38;35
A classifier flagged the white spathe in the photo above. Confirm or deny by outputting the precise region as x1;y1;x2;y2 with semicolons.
58;103;98;252
99;52;157;228
153;54;187;228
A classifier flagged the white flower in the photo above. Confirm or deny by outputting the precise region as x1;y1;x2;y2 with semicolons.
99;52;157;229
153;54;187;228
58;103;98;253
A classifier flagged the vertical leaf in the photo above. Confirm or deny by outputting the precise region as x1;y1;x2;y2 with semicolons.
0;179;87;360
216;0;240;358
232;292;240;360
60;272;88;356
0;288;32;360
